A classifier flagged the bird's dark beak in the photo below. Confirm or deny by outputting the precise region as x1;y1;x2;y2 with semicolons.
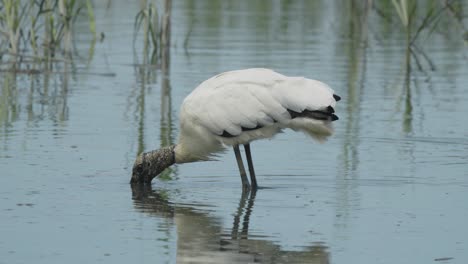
130;168;141;184
130;153;145;184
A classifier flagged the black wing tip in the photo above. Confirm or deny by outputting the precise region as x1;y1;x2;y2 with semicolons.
333;94;341;102
288;108;339;122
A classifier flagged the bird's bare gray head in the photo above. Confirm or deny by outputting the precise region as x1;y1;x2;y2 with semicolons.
130;146;176;184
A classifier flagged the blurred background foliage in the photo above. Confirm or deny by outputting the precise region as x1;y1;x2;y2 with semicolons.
0;0;465;71
0;0;96;69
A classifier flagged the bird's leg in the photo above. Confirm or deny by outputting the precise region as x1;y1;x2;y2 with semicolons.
233;145;251;191
244;143;258;190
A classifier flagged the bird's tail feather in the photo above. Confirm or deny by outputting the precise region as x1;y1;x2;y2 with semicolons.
288;118;334;143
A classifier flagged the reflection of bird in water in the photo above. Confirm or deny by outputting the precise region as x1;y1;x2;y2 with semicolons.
131;184;330;264
131;68;341;190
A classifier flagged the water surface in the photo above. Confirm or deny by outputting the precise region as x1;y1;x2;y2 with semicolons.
1;1;467;263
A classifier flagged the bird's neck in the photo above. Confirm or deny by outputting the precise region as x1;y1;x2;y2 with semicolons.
173;143;213;164
145;145;176;179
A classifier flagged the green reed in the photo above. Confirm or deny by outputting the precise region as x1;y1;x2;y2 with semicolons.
134;0;171;65
0;0;95;65
390;0;463;71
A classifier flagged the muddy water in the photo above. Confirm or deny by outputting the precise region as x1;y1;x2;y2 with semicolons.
1;1;467;263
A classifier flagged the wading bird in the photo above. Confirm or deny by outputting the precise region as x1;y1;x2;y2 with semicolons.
131;68;340;191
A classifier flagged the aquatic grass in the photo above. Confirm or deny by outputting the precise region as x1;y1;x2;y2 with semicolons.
371;0;462;133
0;0;34;55
43;0;93;55
442;0;468;42
374;0;462;71
134;0;171;65
390;0;462;131
392;0;410;27
0;0;96;69
85;0;96;39
134;0;160;64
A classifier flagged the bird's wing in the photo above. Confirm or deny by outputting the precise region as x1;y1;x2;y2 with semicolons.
181;68;338;140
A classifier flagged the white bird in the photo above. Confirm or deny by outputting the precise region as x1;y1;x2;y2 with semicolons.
131;68;341;190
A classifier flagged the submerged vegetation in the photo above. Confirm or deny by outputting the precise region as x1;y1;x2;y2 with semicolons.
371;0;466;133
0;0;464;71
0;0;95;70
133;0;172;65
381;0;466;71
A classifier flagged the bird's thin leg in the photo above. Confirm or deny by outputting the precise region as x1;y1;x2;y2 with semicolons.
233;145;251;191
244;143;258;189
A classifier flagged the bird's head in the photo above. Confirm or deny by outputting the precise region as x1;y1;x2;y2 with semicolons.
130;146;176;184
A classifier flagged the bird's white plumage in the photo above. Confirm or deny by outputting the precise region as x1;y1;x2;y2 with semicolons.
174;68;338;163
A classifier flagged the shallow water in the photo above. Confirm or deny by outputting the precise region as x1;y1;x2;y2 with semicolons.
1;1;468;263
